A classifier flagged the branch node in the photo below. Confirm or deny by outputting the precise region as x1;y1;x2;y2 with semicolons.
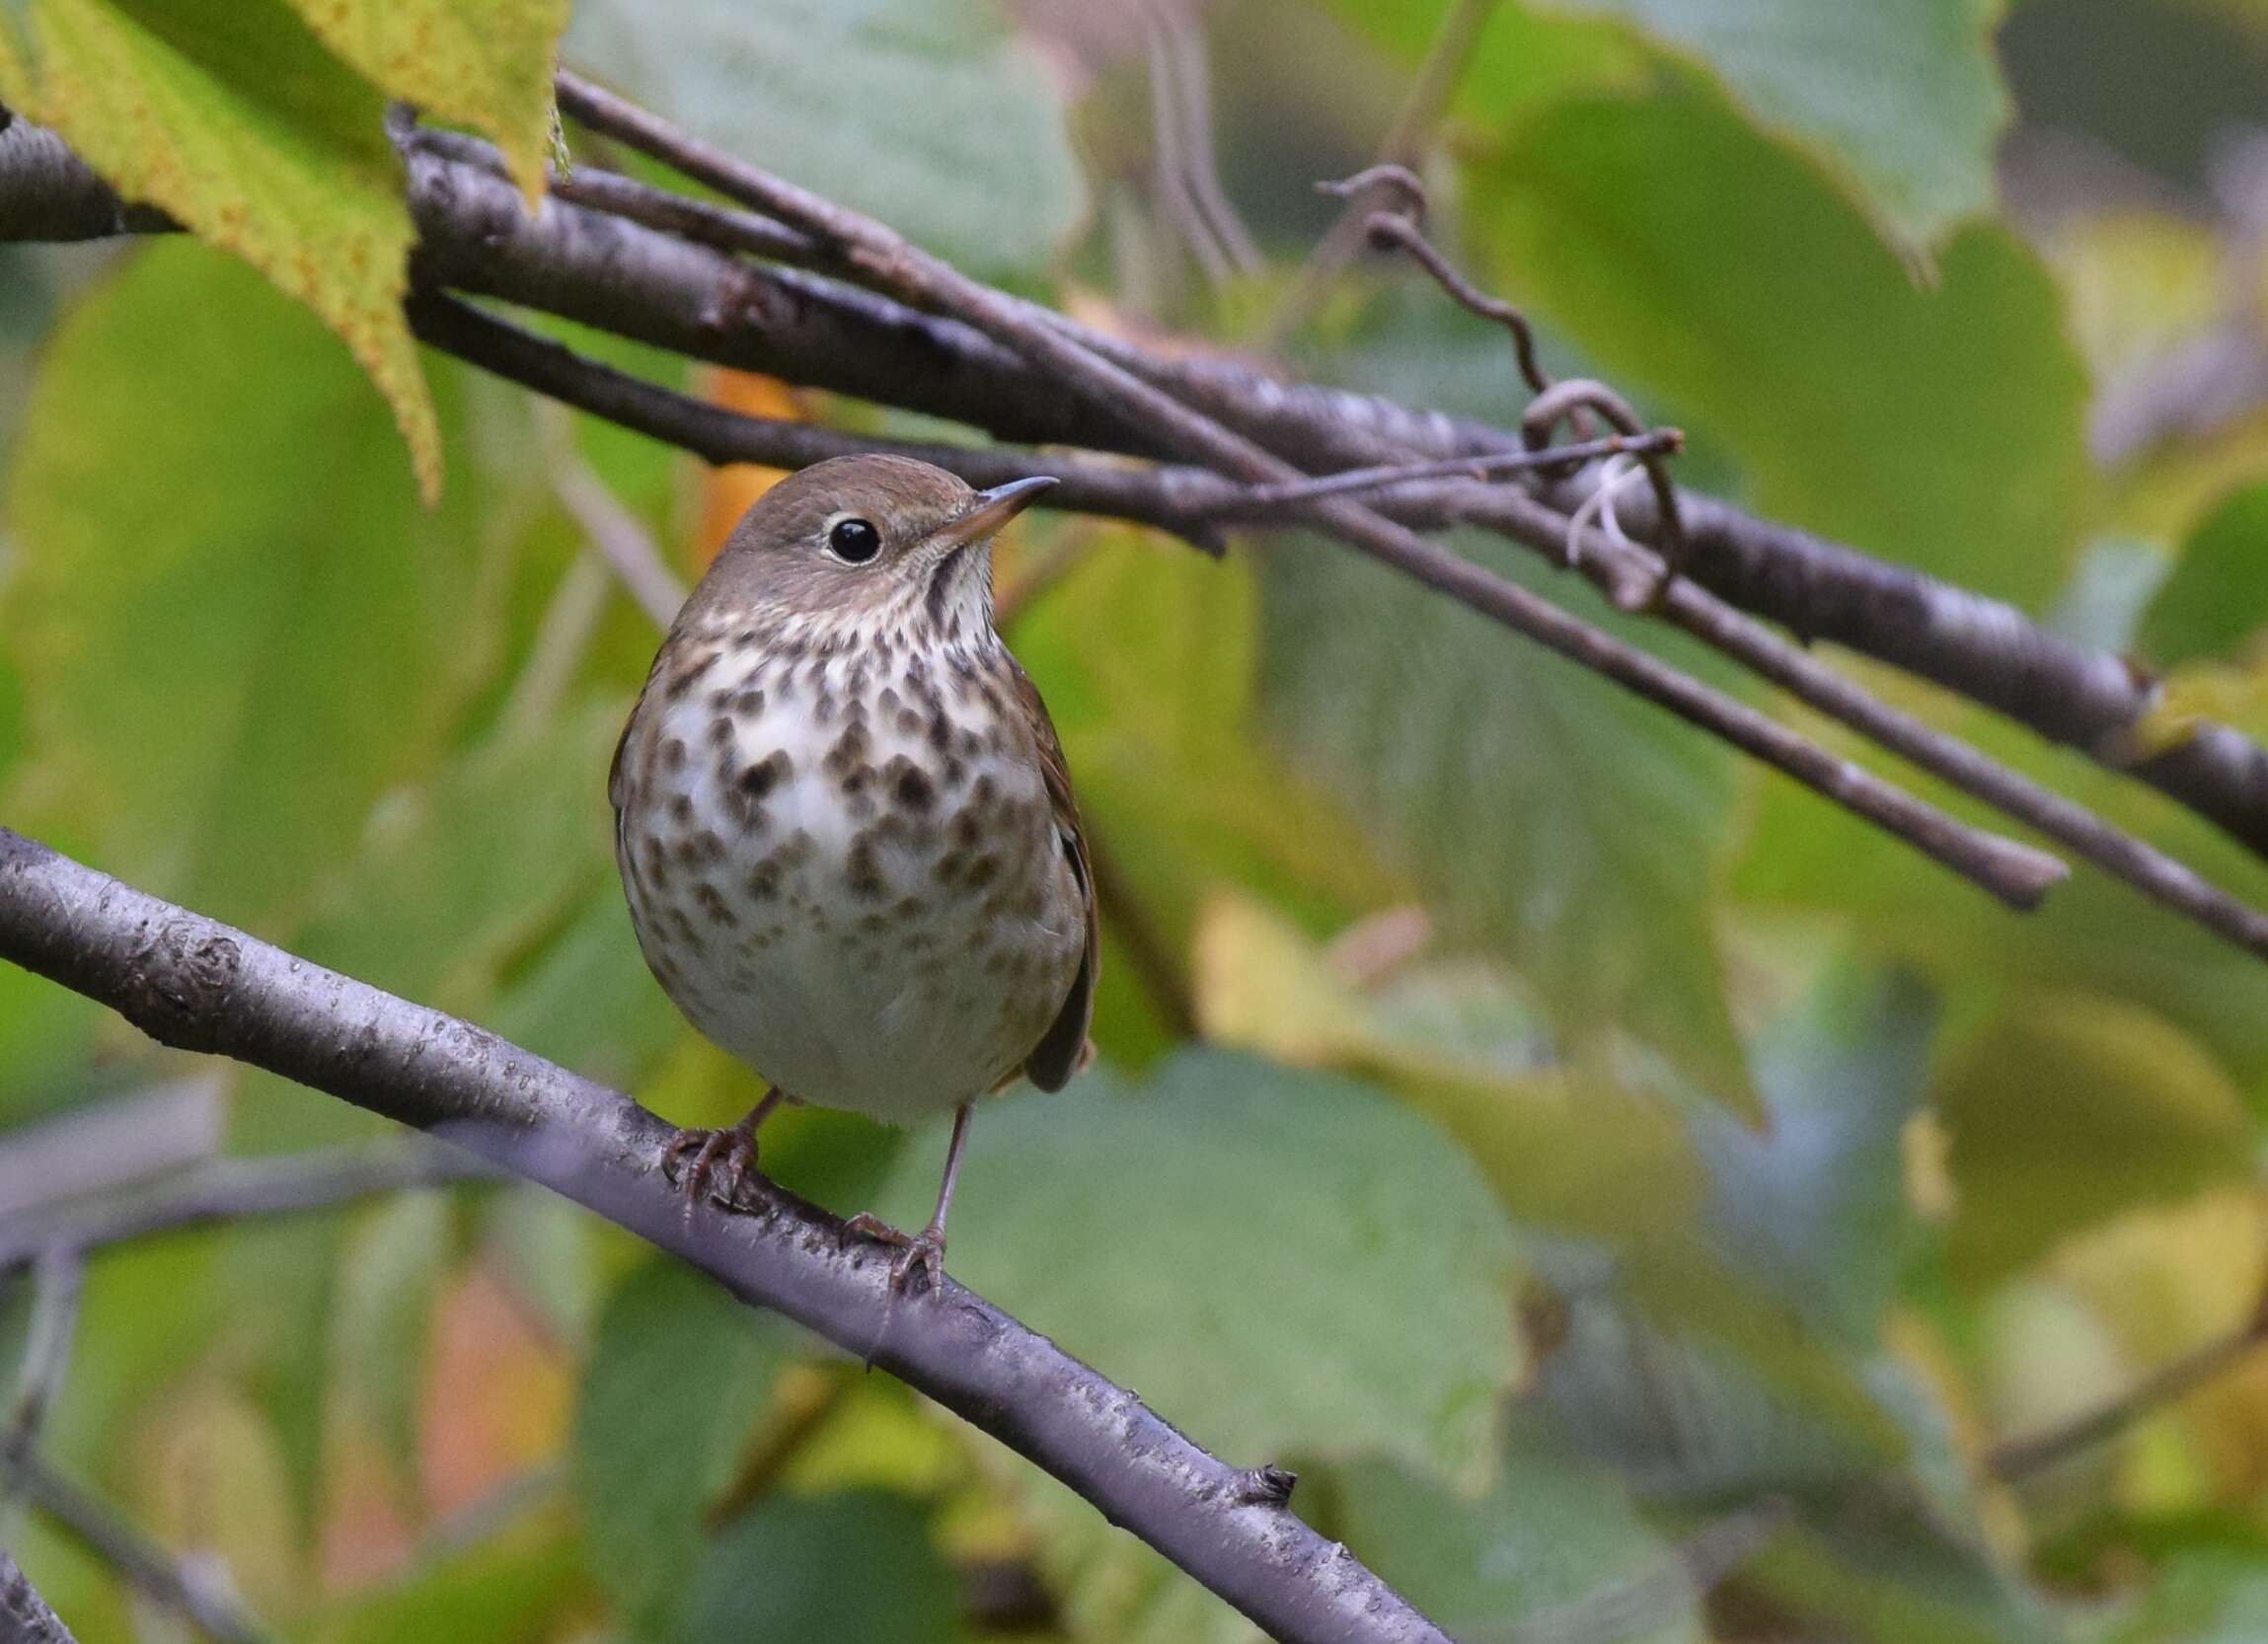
1238;1463;1298;1506
121;921;241;1051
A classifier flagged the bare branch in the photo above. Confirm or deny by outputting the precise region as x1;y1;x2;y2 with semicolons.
534;399;688;628
14;111;2267;875
0;826;1455;1644
1989;1303;2268;1480
552;69;2068;915
406;193;2268;959
0;1252;81;1544
0;1448;275;1644
18;111;2268;944
0;1549;80;1644
0;1138;498;1273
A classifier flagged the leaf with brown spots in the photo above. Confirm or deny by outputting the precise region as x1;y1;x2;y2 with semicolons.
0;0;446;498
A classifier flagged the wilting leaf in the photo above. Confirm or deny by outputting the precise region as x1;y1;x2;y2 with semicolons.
281;0;569;200
0;0;440;491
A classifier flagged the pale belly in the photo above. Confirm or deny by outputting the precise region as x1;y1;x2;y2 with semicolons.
614;643;1085;1124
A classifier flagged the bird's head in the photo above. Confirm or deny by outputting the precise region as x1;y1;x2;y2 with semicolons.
694;453;1055;641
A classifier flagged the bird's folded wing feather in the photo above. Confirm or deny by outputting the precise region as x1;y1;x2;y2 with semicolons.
1009;657;1097;1092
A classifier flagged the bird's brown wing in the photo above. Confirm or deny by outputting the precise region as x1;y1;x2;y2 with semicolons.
1008;656;1097;1092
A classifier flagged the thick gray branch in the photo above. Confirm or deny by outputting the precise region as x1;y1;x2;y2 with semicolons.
0;827;1448;1644
0;1549;79;1644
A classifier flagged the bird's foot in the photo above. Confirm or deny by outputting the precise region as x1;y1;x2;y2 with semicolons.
844;1213;947;1295
661;1121;762;1213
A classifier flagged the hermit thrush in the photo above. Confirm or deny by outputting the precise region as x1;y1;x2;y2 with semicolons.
609;454;1096;1290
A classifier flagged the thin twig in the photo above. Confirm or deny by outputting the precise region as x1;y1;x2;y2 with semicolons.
1267;0;1499;344
1159;13;1261;275
0;1138;498;1273
1208;430;1681;514
1145;14;1235;287
16;114;2268;866
0;1447;275;1644
1988;1305;2268;1480
536;399;688;628
0;826;1457;1644
0;1251;83;1542
553;68;2069;917
416;272;2268;961
1326;170;1549;398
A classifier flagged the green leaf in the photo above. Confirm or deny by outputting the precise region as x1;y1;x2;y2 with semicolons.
1737;758;2268;1121
0;0;440;494
564;0;1087;281
1473;88;2088;608
870;1049;1523;1487
683;1491;956;1644
289;699;626;1011
1935;992;2253;1289
2140;483;2268;668
3;242;493;933
280;0;569;200
1689;967;1935;1344
572;1256;791;1639
1536;0;2009;253
1332;1423;1705;1644
1256;528;1754;1113
1316;0;1649;126
332;1189;455;1467
1190;895;1907;1458
1008;525;1403;1061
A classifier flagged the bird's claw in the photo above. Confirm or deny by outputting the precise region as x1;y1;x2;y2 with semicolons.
843;1212;947;1295
661;1123;760;1214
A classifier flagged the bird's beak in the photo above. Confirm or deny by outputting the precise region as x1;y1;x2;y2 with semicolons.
932;476;1058;550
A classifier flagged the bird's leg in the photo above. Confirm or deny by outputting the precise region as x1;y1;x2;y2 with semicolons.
661;1085;790;1213
846;1100;973;1295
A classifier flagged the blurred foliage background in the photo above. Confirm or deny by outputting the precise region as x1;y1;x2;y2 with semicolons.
6;0;2268;1640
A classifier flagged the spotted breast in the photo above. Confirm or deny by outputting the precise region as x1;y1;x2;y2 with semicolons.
611;615;1089;1126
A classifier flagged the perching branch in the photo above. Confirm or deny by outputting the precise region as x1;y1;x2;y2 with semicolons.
0;1550;80;1644
0;826;1451;1644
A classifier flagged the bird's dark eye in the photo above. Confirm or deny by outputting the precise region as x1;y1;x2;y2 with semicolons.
827;517;881;563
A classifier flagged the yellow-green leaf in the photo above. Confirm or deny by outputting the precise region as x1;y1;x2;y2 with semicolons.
0;0;439;496
1938;993;2254;1289
280;0;568;201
